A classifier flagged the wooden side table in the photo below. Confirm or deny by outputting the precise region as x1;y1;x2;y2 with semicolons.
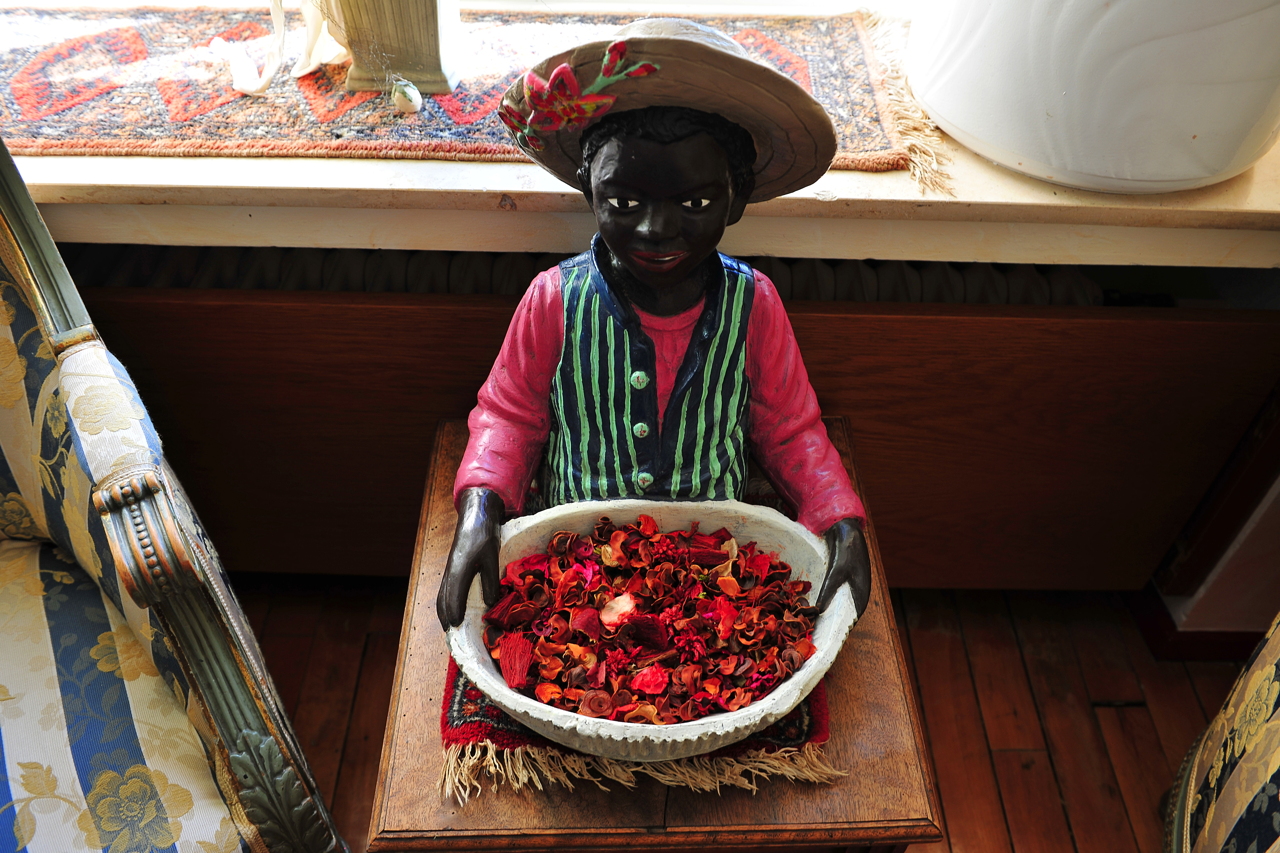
369;419;942;853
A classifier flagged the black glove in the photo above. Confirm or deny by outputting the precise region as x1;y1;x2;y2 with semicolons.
815;517;872;617
436;487;505;629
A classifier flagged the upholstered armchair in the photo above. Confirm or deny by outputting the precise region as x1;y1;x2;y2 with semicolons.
0;140;344;852
1166;610;1280;853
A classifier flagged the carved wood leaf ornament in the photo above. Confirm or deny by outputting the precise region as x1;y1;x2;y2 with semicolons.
229;729;333;853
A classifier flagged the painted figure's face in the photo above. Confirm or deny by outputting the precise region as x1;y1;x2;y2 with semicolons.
588;133;748;306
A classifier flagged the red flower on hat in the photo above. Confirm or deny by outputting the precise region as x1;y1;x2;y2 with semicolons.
525;63;617;133
498;103;544;151
502;40;662;150
601;40;627;78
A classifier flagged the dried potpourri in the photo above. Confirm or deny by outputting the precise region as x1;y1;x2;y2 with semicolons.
481;515;819;725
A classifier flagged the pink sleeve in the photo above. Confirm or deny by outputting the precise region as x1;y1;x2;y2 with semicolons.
746;270;866;535
453;268;565;514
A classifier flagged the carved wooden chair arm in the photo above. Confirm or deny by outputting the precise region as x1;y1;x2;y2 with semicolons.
94;464;345;853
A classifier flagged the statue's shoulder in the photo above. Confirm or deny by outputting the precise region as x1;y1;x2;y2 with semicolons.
556;247;596;294
718;252;758;292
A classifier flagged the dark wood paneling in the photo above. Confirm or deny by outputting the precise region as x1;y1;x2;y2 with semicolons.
83;290;1280;588
786;303;1280;589
1155;374;1280;595
85;289;516;579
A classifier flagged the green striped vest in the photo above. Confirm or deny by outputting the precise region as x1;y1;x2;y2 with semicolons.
545;239;755;506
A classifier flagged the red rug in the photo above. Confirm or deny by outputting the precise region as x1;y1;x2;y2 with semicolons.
441;656;843;804
0;8;919;173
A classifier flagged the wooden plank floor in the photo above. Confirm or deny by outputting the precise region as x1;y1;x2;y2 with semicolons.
897;591;1242;853
231;573;409;853
228;575;1243;853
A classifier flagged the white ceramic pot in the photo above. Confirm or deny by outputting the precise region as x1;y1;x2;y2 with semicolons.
906;0;1280;193
446;499;857;762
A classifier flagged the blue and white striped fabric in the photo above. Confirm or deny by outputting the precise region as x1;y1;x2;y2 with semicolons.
0;541;246;853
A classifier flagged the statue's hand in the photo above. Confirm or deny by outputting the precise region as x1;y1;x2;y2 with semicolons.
437;487;505;630
815;517;872;617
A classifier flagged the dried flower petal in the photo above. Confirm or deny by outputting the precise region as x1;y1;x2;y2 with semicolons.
716;575;742;596
570;606;603;641
631;663;669;695
600;592;637;628
618;613;668;649
579;689;613;717
624;703;663;724
484;516;817;724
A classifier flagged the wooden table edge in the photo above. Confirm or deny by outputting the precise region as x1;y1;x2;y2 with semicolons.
368;817;945;852
829;417;945;846
369;425;455;852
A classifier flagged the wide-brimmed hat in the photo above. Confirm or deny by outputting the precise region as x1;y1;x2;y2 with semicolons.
498;18;837;203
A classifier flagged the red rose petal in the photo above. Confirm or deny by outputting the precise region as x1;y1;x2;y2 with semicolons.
570;606;603;641
619;613;668;649
631;663;669;695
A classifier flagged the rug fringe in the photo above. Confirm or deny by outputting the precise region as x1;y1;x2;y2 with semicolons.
858;11;954;196
440;742;845;806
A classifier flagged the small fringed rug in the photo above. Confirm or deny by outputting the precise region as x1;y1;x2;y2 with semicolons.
441;657;845;805
0;8;945;188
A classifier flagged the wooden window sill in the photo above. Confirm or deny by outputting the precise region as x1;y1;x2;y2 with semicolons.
16;132;1280;265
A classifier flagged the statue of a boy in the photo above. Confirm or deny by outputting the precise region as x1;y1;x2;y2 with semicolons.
437;18;871;630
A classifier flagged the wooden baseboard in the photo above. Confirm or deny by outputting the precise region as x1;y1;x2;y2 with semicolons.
1125;583;1263;661
82;288;1280;589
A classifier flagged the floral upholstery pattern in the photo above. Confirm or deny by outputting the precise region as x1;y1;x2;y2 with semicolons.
1168;610;1280;853
0;251;247;850
0;540;246;852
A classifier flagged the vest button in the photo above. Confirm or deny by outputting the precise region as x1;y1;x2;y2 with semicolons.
630;370;650;390
632;422;650;439
636;472;654;489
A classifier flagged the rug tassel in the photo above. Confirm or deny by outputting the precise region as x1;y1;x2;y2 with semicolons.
442;741;846;805
858;11;954;195
439;743;487;805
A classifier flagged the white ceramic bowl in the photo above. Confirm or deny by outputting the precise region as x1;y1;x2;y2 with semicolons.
446;499;858;762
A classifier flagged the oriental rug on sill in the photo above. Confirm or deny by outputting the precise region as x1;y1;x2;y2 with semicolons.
0;8;946;188
441;657;842;805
